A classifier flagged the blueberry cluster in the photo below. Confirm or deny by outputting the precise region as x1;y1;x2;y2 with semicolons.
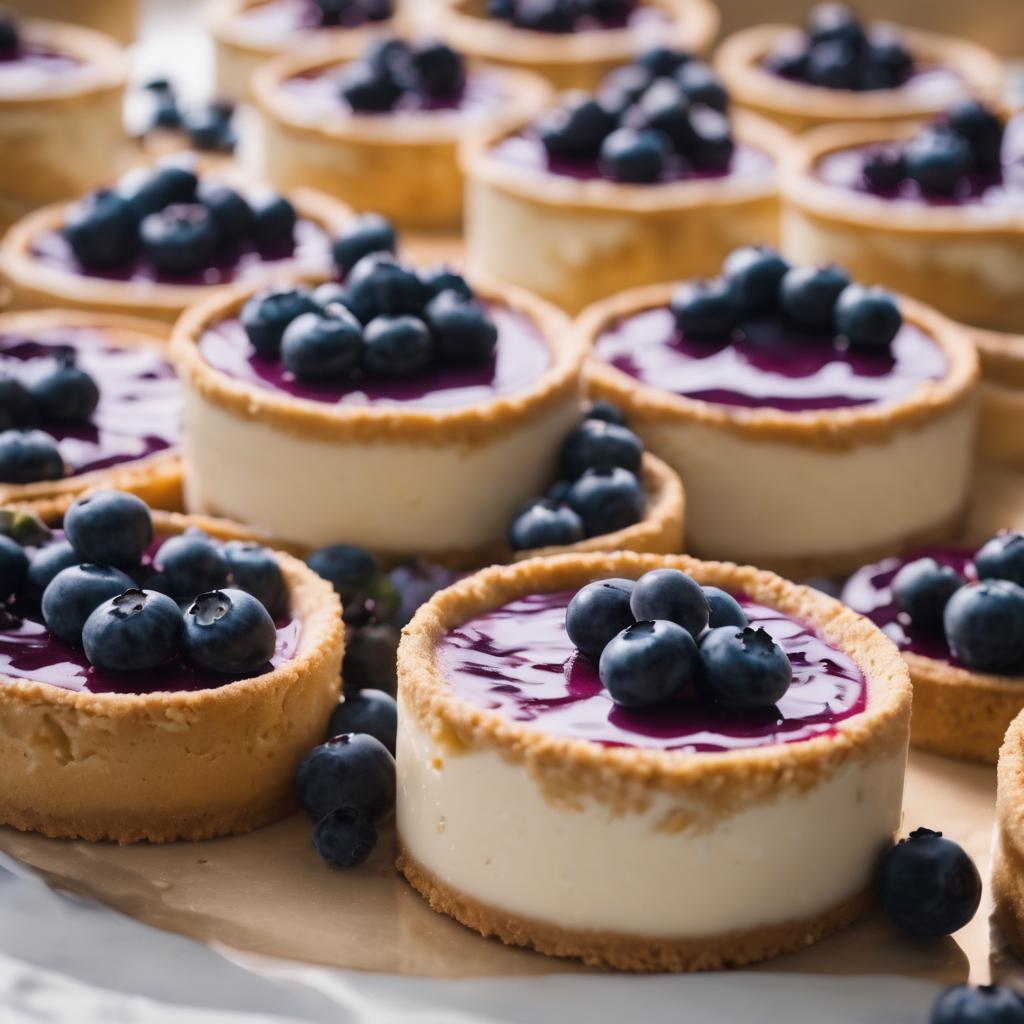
508;401;645;551
0;348;102;484
63;161;299;275
312;0;394;26
242;223;497;381
337;38;467;113
862;100;1006;198
534;48;732;183
931;984;1024;1024
0;491;287;676
672;246;903;351
487;0;635;32
893;531;1024;675
764;2;915;92
138;79;237;153
0;12;19;56
566;569;792;710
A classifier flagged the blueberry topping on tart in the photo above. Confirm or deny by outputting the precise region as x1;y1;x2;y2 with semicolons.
183;588;278;675
312;806;377;867
599;619;700;709
0;535;29;602
296;731;396;822
332;213;396;275
567;466;644;537
560;418;643;480
362;314;435;377
424;293;499;363
137;79;238;153
630;567;710;640
565;578;636;662
42;563;136;645
599;126;670;183
834;284;903;350
723;246;791;316
312;0;395;27
197;182;255;239
241;287;320;357
29;349;101;424
251;192;298;248
669;277;740;339
702;586;749;629
779;264;851;332
488;0;642;32
0;430;64;484
154;528;232;601
64;190;140;269
222;541;288;620
581;399;628;426
26;540;79;596
0;376;35;431
140;203;221;275
327;688;398;754
0;12;19;57
944;581;1024;675
891;558;965;634
344;252;432;322
508;500;585;551
931;984;1024;1024
903;128;973;198
64;491;154;569
120;164;198;219
281;307;364;381
82;589;184;672
972;530;1024;587
698;626;793;709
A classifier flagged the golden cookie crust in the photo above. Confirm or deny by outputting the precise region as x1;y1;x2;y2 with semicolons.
994;712;1024;958
0;508;345;844
0;309;183;517
4;0;136;45
715;23;1004;135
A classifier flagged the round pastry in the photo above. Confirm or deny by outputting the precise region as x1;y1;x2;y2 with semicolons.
0;157;351;324
463;52;789;313
0;494;345;843
0;12;128;230
4;0;137;45
172;259;584;562
396;551;911;971
252;37;552;230
994;710;1024;959
580;249;979;576
437;0;719;90
715;5;1003;134
207;0;405;100
842;531;1024;764
0;309;182;519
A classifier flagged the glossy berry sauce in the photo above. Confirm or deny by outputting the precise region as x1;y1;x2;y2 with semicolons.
198;304;551;409
0;45;83;94
0;327;181;474
438;589;866;753
841;546;973;664
593;306;947;412
234;0;388;36
0;535;300;695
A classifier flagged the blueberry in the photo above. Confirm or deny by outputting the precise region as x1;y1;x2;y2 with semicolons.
27;540;79;596
0;430;63;484
82;589;183;671
140;203;220;275
892;558;965;633
634;46;690;79
296;732;396;820
834;284;902;350
362;0;395;20
64;190;139;268
723;246;790;316
332;213;397;275
147;94;183;131
425;293;498;363
779;264;851;331
862;146;906;190
64;491;153;569
0;13;18;55
0;377;35;431
698;626;793;708
344;253;431;322
904;128;972;197
281;309;364;381
154;529;231;600
251;193;297;248
599;127;667;183
629;568;709;639
567;467;644;537
362;315;434;376
197;181;254;238
119;164;198;218
343;622;400;694
675;61;728;113
944;580;1024;674
420;264;473;302
0;535;28;600
670;277;739;339
508;499;584;551
183;105;236;152
487;0;516;18
515;0;575;32
307;544;377;607
689;104;735;171
600;66;654;115
327;688;397;753
312;806;378;867
932;984;1024;1024
241;287;319;357
599;619;699;708
703;586;748;629
560;419;643;480
805;39;860;90
565;577;635;662
41;564;135;645
764;41;808;79
974;531;1024;586
947;99;1005;173
632;80;695;155
311;281;350;312
29;357;100;424
222;541;287;618
389;560;455;628
807;2;866;48
411;39;465;98
182;588;277;674
582;399;628;426
344;569;399;626
877;827;981;938
537;93;617;160
865;38;913;88
362;38;411;78
338;62;402;112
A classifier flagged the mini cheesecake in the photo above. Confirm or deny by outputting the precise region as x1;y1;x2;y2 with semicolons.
0;15;129;230
0;310;182;518
208;0;405;101
437;0;719;90
994;711;1024;958
397;551;911;971
0;507;344;843
4;0;137;45
252;41;552;230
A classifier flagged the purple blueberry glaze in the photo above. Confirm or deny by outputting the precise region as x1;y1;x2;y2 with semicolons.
30;217;332;287
234;0;387;36
492;132;774;184
438;589;866;752
0;327;180;475
593;306;947;412
841;546;974;664
0;45;84;94
198;304;551;409
765;56;962;100
492;1;667;32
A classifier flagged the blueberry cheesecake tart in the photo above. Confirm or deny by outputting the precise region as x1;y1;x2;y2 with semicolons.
463;49;789;313
396;551;911;970
994;711;1024;961
0;11;129;230
580;248;978;575
842;530;1024;764
208;0;404;101
172;242;583;560
715;2;1002;135
0;491;344;842
0;309;182;519
438;0;718;91
252;37;551;230
0;157;351;324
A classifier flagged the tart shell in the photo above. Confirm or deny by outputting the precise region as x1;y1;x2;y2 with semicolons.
993;710;1024;959
0;508;345;844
